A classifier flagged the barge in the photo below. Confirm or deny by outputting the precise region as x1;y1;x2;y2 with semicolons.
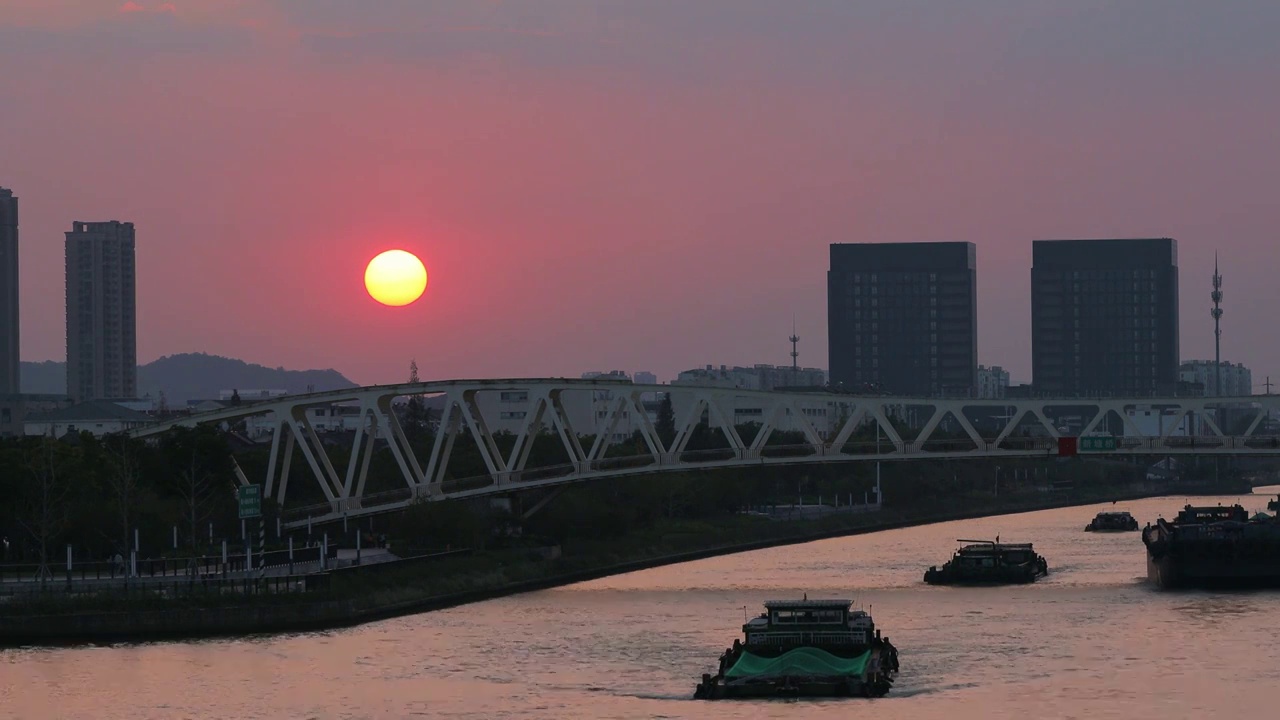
693;597;899;700
1143;504;1280;589
924;539;1048;585
1085;511;1140;532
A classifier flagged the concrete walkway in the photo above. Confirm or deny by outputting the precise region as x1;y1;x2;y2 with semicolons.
0;548;402;592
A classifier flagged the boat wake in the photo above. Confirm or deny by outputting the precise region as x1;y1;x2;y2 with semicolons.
585;687;693;702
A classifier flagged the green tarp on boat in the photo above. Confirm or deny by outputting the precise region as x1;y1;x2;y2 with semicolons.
724;647;872;680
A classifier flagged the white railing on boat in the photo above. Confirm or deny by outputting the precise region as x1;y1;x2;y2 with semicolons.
747;631;868;646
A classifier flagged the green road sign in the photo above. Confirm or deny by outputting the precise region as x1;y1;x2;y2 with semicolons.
1079;436;1117;452
238;485;262;519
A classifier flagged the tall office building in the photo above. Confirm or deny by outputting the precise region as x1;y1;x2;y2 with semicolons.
0;188;17;396
66;221;137;402
1031;238;1179;396
828;242;977;396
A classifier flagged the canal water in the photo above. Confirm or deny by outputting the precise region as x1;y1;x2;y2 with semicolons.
5;488;1280;719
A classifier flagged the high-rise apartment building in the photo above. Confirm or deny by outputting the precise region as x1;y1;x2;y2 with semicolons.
66;221;137;402
0;187;18;396
828;242;977;397
1031;238;1179;396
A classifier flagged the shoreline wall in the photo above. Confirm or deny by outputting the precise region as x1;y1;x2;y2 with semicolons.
0;482;1250;646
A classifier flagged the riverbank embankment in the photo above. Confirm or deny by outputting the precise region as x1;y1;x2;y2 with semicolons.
0;479;1255;646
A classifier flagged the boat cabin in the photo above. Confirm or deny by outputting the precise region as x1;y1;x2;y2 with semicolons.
951;541;1039;568
1086;511;1140;531
742;599;875;648
1173;505;1248;524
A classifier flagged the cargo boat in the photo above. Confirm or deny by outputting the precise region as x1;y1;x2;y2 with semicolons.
693;597;899;700
1085;511;1140;532
924;539;1049;585
1142;504;1280;589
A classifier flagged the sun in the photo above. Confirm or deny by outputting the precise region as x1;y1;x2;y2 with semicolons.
364;249;428;306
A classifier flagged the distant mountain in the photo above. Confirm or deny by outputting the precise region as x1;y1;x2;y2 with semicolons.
19;353;359;406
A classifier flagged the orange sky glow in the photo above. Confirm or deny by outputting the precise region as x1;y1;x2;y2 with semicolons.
2;1;1279;386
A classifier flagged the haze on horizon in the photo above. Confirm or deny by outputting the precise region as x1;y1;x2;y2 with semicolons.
3;0;1278;388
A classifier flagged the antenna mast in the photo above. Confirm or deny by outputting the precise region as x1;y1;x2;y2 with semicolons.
789;316;800;384
1211;254;1223;397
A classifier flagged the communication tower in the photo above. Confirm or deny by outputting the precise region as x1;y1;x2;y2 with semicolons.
1211;254;1223;396
789;317;800;382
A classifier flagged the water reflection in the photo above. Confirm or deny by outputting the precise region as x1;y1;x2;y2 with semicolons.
1173;594;1266;625
3;490;1280;720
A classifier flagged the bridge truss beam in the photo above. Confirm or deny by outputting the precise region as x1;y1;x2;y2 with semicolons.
131;380;1280;528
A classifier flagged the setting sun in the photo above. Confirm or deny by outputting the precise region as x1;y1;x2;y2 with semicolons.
364;249;428;306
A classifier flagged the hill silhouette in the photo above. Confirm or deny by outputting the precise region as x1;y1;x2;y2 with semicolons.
19;353;358;406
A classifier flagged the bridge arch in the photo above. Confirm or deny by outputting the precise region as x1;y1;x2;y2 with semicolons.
131;380;1280;527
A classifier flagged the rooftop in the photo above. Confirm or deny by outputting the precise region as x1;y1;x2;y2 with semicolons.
24;400;153;424
763;599;852;609
0;393;72;402
957;542;1035;553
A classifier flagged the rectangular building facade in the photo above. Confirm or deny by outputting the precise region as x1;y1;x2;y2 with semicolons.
977;365;1010;399
1179;360;1252;397
674;364;826;391
1031;238;1179;396
828;242;977;397
66;221;137;402
0;188;18;396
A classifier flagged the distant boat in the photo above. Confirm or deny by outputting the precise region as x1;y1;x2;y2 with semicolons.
693;597;899;700
1085;511;1140;532
1143;504;1280;589
924;539;1049;585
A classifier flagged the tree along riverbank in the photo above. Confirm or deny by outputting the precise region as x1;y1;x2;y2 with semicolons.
0;472;1252;646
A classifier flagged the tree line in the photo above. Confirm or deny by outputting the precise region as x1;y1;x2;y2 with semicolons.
0;427;239;568
4;397;1204;570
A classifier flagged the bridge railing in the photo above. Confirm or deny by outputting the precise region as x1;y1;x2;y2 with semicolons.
276;433;1280;523
0;573;330;605
0;546;332;589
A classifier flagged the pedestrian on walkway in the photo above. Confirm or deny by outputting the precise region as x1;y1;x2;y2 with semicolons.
2;536;9;562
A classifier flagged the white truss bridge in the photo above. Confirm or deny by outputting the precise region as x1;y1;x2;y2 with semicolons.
132;379;1280;528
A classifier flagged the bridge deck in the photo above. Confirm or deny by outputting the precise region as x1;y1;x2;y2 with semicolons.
127;380;1280;527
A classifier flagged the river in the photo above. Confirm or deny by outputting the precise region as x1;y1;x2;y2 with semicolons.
4;488;1280;719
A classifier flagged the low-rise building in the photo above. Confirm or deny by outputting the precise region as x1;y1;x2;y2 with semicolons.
1;393;74;437
581;371;629;381
631;371;660;402
23;400;153;437
674;365;761;390
633;371;658;386
235;402;385;439
188;398;230;413
1124;405;1192;437
976;365;1010;399
1179;361;1252;397
673;364;825;391
1122;403;1254;437
219;389;288;402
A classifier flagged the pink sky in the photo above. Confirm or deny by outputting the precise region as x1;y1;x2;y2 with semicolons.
2;1;1279;387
